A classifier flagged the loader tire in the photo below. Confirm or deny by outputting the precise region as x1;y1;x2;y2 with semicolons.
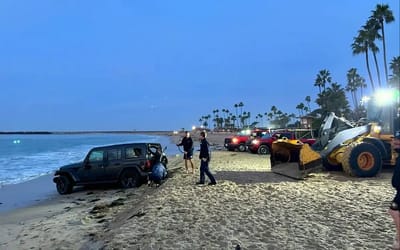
342;142;382;177
322;157;342;171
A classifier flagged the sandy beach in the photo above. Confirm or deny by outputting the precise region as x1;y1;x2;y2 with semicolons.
0;132;398;249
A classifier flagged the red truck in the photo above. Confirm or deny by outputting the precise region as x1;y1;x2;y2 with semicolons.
247;130;316;155
224;128;270;152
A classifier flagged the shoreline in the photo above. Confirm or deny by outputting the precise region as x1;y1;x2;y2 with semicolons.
0;174;58;213
0;131;233;213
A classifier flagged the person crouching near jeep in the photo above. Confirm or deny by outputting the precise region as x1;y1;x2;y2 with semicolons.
148;162;167;187
148;148;167;187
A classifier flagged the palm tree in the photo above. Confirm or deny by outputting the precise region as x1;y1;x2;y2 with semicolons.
241;112;247;128
296;103;305;117
221;109;227;121
372;4;395;83
346;68;359;109
314;70;332;110
352;29;375;91
238;102;244;118
324;83;351;117
234;103;239;127
345;69;367;120
206;114;211;129
224;109;230;120
255;113;263;127
357;75;367;99
212;109;219;129
231;115;237;129
315;70;331;93
270;105;278;115
305;96;311;113
364;19;382;87
389;56;400;88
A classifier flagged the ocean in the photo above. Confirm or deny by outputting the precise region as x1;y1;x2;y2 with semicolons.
0;133;180;186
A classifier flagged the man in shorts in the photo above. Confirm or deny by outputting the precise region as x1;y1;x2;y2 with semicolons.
177;131;194;174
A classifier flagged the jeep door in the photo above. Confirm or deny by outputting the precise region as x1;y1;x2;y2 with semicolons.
103;147;124;180
79;149;107;183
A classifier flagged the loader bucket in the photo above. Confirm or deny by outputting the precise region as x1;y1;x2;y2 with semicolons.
271;140;322;180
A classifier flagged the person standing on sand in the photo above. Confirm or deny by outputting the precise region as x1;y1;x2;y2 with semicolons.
389;128;400;250
177;131;195;174
196;131;216;185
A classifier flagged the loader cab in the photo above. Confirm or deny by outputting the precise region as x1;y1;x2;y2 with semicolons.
366;93;396;134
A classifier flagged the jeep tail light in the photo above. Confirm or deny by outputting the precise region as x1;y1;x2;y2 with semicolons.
145;160;151;170
232;138;238;144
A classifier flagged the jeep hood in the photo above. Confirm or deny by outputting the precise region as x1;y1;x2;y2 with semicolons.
58;162;83;171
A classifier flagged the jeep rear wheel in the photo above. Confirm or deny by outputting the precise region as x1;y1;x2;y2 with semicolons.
119;170;140;188
56;175;73;195
258;145;270;155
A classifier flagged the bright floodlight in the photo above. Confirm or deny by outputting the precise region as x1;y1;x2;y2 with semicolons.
192;125;196;130
374;88;396;106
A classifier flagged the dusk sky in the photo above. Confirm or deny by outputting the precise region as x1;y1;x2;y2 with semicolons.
1;1;399;131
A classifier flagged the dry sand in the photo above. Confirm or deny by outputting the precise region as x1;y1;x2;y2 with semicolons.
0;132;398;249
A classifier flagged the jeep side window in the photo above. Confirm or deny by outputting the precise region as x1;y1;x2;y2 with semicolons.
125;146;143;159
126;147;136;158
134;148;142;157
88;150;104;163
108;149;122;161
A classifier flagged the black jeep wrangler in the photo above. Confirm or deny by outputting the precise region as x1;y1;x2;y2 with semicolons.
53;142;168;194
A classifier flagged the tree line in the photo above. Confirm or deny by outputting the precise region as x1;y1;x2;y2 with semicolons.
198;4;399;131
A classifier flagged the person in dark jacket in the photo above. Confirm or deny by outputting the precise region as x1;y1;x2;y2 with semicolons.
177;131;194;174
389;128;400;250
196;131;216;185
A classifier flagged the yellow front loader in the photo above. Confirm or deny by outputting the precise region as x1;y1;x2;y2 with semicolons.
271;92;399;179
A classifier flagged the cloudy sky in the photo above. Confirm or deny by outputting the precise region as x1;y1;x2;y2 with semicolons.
0;0;399;131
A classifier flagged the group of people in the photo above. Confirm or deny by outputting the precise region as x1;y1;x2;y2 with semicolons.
177;131;217;185
147;130;217;188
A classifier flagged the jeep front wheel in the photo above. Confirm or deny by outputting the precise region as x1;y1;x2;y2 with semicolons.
56;175;73;195
119;170;140;188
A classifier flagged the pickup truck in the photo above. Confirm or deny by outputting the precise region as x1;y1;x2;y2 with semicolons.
224;128;269;152
247;131;316;155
